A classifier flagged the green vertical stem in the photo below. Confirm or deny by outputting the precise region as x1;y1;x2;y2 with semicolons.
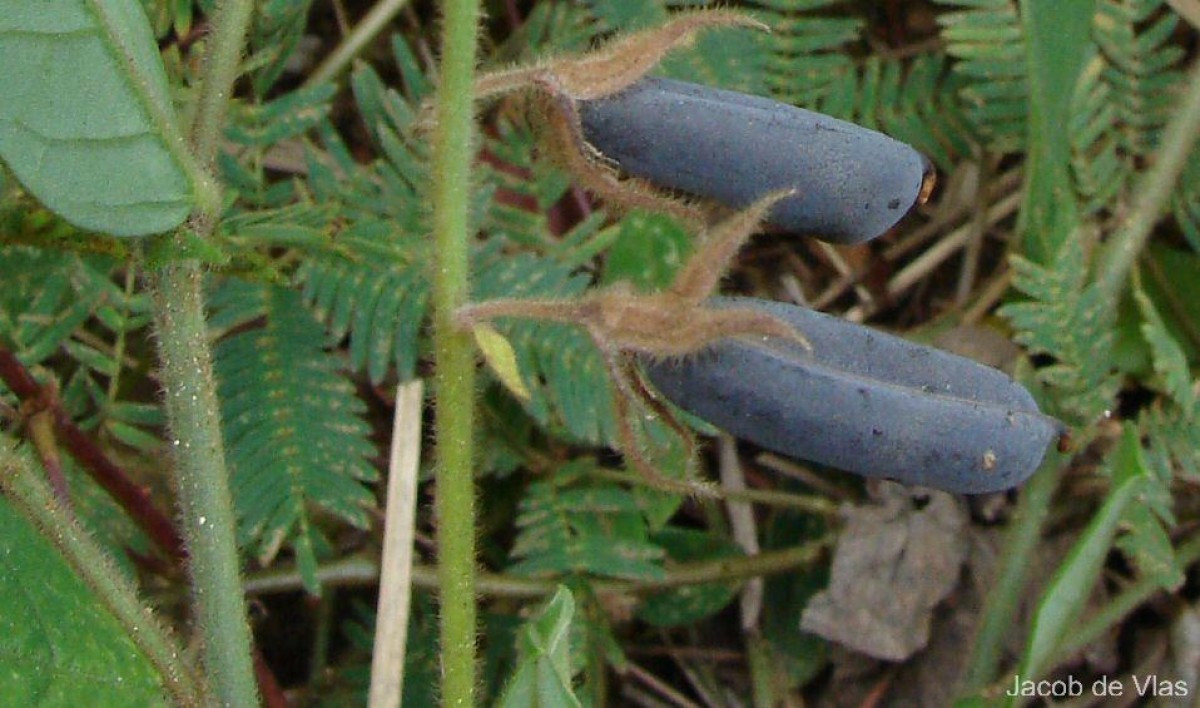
430;0;482;705
150;262;258;707
1053;531;1200;664
962;451;1064;694
189;1;255;173
147;0;259;704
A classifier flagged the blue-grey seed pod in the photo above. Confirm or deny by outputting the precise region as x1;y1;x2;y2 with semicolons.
642;298;1063;493
579;77;935;244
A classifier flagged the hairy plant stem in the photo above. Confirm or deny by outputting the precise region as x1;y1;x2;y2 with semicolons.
145;0;260;705
962;451;1064;694
189;1;255;174
150;261;257;707
0;439;203;706
1095;57;1200;302
430;0;482;704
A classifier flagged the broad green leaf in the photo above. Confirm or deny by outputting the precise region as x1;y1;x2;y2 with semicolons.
0;496;169;706
1015;425;1146;688
0;0;212;236
498;587;583;708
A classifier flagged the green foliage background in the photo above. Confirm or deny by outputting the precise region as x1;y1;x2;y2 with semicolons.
2;0;1199;703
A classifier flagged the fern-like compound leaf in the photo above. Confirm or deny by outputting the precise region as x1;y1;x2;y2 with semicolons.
936;0;1030;152
509;463;665;580
1001;236;1122;425
212;281;377;594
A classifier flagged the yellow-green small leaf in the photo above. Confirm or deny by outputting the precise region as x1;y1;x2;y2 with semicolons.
474;324;531;401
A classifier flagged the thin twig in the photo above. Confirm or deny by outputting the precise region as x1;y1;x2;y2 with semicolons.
844;188;1022;321
883;166;1021;261
962;269;1013;325
27;409;72;509
755;452;857;502
622;660;704;708
306;0;414;87
718;435;762;632
955;159;991;305
591;467;839;517
243;538;831;598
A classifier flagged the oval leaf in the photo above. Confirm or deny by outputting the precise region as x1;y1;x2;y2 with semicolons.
0;0;210;236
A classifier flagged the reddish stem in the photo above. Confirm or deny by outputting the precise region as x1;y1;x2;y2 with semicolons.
27;409;74;510
0;347;186;561
254;647;289;708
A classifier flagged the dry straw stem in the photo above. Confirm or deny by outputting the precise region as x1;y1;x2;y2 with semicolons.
368;380;424;708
